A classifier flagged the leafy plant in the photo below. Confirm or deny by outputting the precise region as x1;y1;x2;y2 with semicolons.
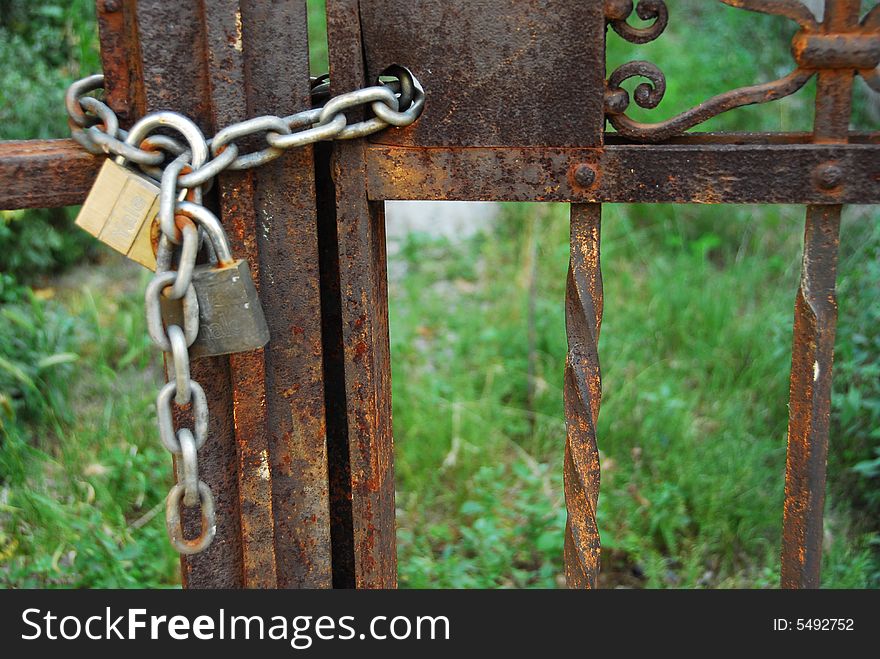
0;0;99;285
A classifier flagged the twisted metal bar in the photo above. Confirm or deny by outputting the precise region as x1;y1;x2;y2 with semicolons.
563;204;603;589
782;206;841;588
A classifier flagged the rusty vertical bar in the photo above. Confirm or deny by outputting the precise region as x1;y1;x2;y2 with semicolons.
131;0;329;588
324;0;398;588
237;0;332;588
780;0;859;589
95;0;142;127
562;0;607;589
197;0;332;588
564;204;603;589
199;0;277;590
133;0;244;588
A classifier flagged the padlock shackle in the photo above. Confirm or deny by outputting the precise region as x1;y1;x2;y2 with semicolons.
120;111;209;172
175;201;235;267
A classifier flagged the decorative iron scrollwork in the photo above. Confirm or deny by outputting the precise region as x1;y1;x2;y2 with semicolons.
605;0;669;44
604;0;880;142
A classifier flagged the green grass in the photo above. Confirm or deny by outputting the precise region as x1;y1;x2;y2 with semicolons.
1;258;178;587
1;0;878;589
391;202;879;589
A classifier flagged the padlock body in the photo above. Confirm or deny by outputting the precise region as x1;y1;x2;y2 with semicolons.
161;259;270;358
75;159;160;270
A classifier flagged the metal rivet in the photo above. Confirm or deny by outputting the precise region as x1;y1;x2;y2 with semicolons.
814;163;844;191
573;163;598;189
102;0;122;12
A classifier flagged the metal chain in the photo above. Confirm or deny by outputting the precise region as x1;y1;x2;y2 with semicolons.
147;151;229;554
146;226;215;555
66;70;424;189
66;68;424;556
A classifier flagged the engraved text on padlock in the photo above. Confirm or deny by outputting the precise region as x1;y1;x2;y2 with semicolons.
75;159;161;269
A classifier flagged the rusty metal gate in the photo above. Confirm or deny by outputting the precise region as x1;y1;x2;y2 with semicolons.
2;0;878;589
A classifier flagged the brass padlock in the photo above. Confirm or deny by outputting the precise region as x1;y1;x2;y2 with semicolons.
160;201;270;358
75;112;209;270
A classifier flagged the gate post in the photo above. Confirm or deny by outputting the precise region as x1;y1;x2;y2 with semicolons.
111;0;332;588
780;0;861;589
323;0;398;589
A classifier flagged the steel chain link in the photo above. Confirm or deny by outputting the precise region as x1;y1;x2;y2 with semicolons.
66;68;424;555
66;70;424;187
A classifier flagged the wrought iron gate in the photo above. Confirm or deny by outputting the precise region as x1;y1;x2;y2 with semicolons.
1;0;878;589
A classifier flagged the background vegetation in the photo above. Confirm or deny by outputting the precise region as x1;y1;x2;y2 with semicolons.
0;1;877;588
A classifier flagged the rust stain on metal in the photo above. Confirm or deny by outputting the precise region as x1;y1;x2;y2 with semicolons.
202;0;332;588
792;33;880;70
564;204;603;588
324;0;398;589
359;0;606;148
96;0;144;127
230;347;278;588
781;0;861;590
0;140;103;210
362;140;880;205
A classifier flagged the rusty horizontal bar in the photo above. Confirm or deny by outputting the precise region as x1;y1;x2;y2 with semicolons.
605;131;878;145
0;140;103;210
4;134;879;211
792;33;880;70
364;137;880;204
